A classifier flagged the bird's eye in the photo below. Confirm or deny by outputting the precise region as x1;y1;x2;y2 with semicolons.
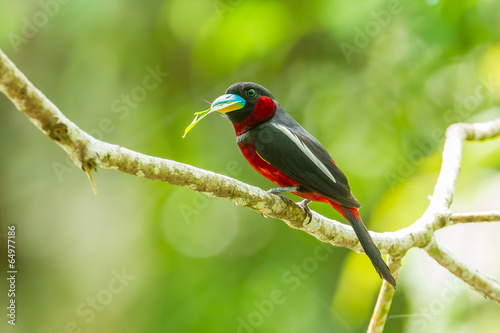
246;89;256;97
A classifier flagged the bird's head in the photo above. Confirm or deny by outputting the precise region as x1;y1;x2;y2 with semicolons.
212;82;275;124
183;82;278;137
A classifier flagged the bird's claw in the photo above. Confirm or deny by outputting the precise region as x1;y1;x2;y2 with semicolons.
297;199;313;224
266;189;312;224
267;189;291;204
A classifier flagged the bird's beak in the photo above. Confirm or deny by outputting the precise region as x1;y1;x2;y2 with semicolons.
210;94;246;114
182;94;246;138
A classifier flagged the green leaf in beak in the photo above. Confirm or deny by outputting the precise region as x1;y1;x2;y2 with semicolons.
182;108;215;138
183;99;245;138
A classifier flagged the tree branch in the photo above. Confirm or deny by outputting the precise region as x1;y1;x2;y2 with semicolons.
426;239;500;303
450;211;500;224
367;255;402;333
1;48;500;331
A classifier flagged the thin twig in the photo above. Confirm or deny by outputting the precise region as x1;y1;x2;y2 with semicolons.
425;239;500;303
450;211;500;224
367;255;402;333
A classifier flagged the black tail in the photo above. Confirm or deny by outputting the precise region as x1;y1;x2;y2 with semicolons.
341;207;396;287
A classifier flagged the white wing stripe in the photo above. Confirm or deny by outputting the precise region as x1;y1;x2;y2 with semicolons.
272;123;337;184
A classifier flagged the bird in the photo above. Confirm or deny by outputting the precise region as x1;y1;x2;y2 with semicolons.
184;82;396;287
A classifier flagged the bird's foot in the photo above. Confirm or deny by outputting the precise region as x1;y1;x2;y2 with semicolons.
261;188;291;217
267;187;297;205
297;199;313;224
262;188;294;218
266;188;313;224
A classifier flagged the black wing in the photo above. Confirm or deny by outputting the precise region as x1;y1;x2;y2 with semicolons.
252;111;360;208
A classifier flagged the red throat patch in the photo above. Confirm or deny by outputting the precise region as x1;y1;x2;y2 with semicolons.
233;96;277;135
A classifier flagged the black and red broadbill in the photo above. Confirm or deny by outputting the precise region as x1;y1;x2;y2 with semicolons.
183;82;396;287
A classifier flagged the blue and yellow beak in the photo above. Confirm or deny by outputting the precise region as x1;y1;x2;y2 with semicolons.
210;94;246;113
183;94;246;138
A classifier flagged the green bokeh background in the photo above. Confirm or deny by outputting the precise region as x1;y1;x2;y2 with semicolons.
1;0;500;332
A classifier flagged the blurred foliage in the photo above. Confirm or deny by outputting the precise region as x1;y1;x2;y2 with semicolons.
1;0;500;332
